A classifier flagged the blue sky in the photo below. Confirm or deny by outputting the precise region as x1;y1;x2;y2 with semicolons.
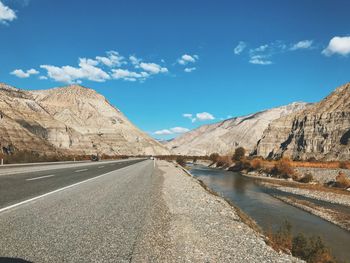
1;0;350;140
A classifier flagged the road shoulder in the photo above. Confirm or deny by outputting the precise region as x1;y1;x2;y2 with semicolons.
139;160;302;262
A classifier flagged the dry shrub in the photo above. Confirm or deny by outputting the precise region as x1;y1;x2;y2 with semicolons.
292;234;335;263
268;222;335;263
216;155;232;168
229;157;252;172
267;221;292;252
335;172;350;188
271;157;295;179
251;158;263;170
209;153;219;163
299;172;313;183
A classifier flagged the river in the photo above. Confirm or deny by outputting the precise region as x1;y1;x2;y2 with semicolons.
190;164;350;262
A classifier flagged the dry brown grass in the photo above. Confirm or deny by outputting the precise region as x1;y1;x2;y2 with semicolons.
250;159;350;170
291;160;350;169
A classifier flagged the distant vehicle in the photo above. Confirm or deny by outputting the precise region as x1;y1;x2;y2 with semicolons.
150;156;155;160
91;154;100;161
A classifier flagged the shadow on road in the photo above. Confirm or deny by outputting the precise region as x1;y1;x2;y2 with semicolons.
0;258;32;263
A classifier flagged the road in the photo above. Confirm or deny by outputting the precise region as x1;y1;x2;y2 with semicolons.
0;159;156;262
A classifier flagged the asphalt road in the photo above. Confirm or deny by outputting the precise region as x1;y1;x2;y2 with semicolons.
0;159;156;262
0;159;145;210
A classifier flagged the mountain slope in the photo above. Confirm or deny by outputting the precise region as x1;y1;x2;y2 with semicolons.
0;83;169;156
167;102;309;156
256;83;350;161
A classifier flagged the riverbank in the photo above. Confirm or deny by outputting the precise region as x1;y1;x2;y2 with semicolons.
273;195;350;232
136;160;301;262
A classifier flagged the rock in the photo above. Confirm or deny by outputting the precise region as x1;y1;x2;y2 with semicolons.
0;83;169;156
256;83;350;161
166;102;309;156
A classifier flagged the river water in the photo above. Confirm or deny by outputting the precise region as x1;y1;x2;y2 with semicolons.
190;164;350;262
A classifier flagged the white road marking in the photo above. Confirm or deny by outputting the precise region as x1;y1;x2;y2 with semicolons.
75;169;88;173
98;166;105;168
26;174;55;181
0;166;135;214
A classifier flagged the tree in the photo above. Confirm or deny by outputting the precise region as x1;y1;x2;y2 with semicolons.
232;147;246;162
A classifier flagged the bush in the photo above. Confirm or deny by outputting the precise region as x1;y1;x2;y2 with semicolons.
176;156;186;167
273;221;293;251
232;147;246;162
292;234;334;263
292;233;309;259
268;222;335;263
299;172;313;183
216;156;232;168
250;158;263;170
271;157;295;179
209;153;219;163
229;158;252;172
335;172;350;188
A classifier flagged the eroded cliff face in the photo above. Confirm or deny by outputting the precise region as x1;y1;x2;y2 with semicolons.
166;102;309;156
256;83;350;161
0;83;169;156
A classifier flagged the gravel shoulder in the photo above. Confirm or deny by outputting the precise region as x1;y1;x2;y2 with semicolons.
136;160;302;262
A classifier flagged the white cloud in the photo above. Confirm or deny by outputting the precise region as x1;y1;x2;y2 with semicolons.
183;113;193;118
154;129;172;135
154;127;189;135
249;55;272;65
40;58;110;83
196;112;215;121
183;113;196;122
96;51;125;67
178;54;198;65
253;44;269;52
22;51;170;84
139;62;168;74
170;127;190;133
183;112;215;122
322;36;350;56
184;67;196;73
0;1;16;24
39;76;48;80
129;55;141;67
234;41;246;55
10;68;39;78
111;69;149;82
290;40;313;51
246;40;314;65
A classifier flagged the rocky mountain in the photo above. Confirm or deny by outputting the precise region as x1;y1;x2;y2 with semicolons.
167;102;309;156
0;83;169;156
256;83;350;161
